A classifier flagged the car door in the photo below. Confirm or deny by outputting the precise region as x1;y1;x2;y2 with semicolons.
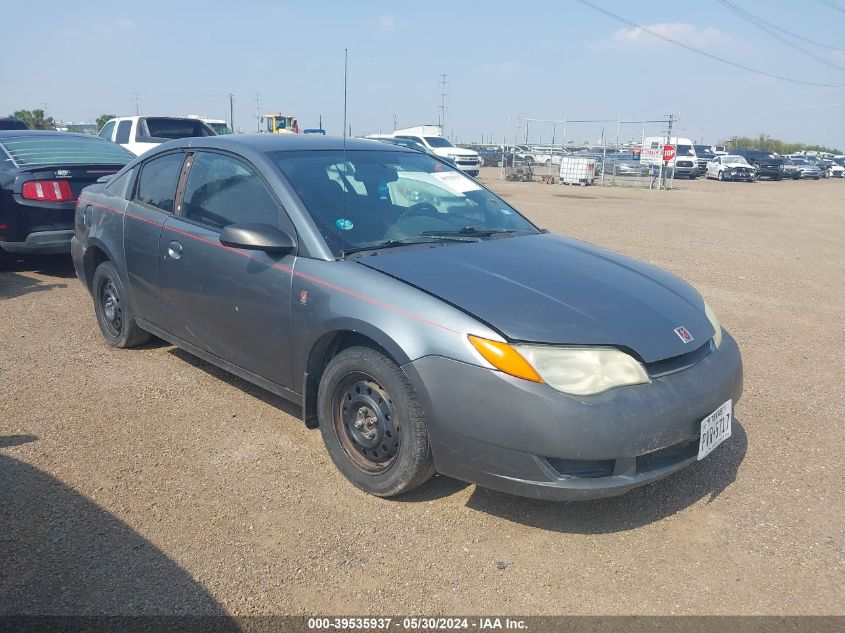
157;150;296;388
124;150;189;328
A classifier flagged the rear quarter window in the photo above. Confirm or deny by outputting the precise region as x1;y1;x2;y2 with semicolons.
135;153;185;212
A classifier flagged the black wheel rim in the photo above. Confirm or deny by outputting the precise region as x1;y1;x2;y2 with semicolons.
100;279;123;337
332;372;400;473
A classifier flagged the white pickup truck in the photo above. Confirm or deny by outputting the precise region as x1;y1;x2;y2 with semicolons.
98;116;216;156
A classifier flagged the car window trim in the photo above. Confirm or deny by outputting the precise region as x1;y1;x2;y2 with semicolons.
175;148;296;237
130;149;189;216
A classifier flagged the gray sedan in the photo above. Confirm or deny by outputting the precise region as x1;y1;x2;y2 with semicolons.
71;135;742;500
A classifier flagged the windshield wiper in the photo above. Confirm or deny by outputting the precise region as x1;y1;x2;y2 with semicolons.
341;235;477;258
421;226;520;238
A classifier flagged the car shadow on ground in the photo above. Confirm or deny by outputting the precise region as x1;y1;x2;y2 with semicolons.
460;420;747;534
0;255;76;300
167;347;302;419
0;434;238;624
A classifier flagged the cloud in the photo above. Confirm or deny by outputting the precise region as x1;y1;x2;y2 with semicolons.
114;17;137;30
484;61;519;74
377;15;400;31
597;22;726;49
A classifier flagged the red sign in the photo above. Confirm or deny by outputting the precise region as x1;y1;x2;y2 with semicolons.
662;145;676;161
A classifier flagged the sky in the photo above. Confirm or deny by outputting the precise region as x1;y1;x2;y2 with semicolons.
2;0;844;149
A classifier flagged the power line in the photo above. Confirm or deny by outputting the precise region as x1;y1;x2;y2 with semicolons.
716;0;845;71
717;5;843;52
817;0;845;15
574;0;844;87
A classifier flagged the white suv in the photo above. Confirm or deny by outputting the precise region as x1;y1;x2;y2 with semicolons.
394;134;480;176
98;116;216;156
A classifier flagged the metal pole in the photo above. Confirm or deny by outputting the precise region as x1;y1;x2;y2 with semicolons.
229;93;234;133
616;112;621;150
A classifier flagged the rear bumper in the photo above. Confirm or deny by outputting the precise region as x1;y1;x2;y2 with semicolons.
0;229;73;254
403;332;743;501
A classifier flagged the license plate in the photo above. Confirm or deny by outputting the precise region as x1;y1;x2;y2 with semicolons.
697;399;732;460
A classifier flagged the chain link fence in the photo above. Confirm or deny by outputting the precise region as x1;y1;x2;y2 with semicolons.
466;115;680;189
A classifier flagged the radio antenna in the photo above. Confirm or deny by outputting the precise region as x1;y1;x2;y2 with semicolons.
343;48;348;146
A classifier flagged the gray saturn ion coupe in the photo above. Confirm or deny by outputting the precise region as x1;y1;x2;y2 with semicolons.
72;135;742;500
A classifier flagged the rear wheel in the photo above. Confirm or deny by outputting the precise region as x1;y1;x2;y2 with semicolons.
317;346;435;497
92;261;151;348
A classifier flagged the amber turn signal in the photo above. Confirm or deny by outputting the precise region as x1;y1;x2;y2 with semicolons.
468;335;544;383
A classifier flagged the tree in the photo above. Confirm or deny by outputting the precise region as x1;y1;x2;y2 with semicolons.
96;114;116;132
11;109;56;130
725;134;840;155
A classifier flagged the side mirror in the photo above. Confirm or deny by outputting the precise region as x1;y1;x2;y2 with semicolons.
219;223;296;254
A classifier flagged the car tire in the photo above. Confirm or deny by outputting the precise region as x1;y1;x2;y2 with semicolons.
317;346;435;497
717;171;724;181
92;261;151;348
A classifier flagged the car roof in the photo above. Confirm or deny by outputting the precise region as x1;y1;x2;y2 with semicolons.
177;134;415;153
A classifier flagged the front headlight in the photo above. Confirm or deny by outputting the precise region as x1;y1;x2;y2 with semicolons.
468;336;649;396
703;301;723;349
518;346;649;395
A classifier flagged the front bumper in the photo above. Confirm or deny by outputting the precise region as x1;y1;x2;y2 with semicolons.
0;229;74;254
404;332;743;500
71;236;86;284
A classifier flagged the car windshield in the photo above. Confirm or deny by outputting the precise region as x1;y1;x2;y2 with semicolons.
207;122;230;135
723;155;748;164
424;137;454;148
676;144;694;156
271;149;537;256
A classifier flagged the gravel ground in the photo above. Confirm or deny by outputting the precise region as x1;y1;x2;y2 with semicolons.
1;173;843;616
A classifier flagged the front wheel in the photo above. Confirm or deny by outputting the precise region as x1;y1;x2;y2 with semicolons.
717;171;724;181
317;346;435;497
92;261;151;348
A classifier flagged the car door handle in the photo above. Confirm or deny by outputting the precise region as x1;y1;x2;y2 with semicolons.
167;241;183;260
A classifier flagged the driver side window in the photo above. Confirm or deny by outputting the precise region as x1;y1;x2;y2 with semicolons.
181;152;281;231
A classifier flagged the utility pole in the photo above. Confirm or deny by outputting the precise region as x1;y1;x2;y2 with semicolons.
228;93;235;133
255;93;261;132
661;113;674;190
438;73;448;135
133;93;140;115
393;113;397;131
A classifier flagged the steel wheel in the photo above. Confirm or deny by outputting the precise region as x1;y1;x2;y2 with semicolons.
332;372;400;473
100;279;123;338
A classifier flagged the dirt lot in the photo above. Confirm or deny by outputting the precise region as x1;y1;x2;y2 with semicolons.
1;173;843;616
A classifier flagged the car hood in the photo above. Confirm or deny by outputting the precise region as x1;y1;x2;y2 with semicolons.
721;161;754;169
358;233;714;363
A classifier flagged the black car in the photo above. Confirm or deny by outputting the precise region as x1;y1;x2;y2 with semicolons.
373;137;455;166
729;148;785;180
693;145;715;175
0;117;28;131
476;146;514;167
0;131;134;262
